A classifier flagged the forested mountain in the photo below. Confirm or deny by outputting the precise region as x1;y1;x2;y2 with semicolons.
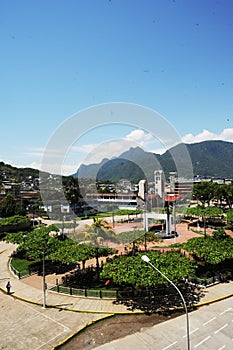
1;140;233;184
75;140;233;182
182;140;233;178
0;162;39;182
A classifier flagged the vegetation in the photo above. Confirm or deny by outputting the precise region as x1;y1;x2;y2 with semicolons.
100;251;196;289
2;159;233;306
192;181;233;209
5;224;117;277
116;230;144;244
0;215;30;227
183;230;233;265
0;161;39;182
49;241;116;269
62;176;83;205
226;210;233;225
0;194;26;217
10;256;41;277
73;217;119;246
74;141;233;181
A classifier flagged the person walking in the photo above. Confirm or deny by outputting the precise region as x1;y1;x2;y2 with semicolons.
6;281;11;294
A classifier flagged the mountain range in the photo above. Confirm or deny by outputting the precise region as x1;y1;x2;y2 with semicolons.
1;140;233;184
75;140;233;182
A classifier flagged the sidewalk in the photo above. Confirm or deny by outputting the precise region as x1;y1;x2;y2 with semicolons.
0;242;129;350
1;241;233;350
0;242;132;314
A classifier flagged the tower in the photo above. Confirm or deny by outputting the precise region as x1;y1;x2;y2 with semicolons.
154;170;165;200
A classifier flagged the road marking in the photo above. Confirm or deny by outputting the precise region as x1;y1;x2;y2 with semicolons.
18;299;70;331
183;327;199;338
215;323;228;334
162;341;178;350
217;345;226;350
35;328;70;350
194;336;211;348
203;317;216;326
220;307;232;316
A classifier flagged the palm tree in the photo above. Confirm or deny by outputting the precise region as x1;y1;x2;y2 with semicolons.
91;217;109;274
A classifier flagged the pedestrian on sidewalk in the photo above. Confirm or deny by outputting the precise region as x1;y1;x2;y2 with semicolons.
6;281;11;294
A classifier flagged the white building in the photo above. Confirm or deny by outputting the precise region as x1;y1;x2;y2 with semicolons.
154;170;165;201
138;179;147;200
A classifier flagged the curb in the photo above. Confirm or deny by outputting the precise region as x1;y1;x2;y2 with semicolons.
1;285;233;313
0;285;143;315
1;284;233;350
51;314;115;350
193;291;233;307
51;291;233;349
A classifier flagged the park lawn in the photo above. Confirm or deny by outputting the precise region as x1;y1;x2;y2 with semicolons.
11;256;40;277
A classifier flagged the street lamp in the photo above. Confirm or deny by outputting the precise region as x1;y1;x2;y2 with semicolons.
23;235;46;309
62;215;65;239
141;255;190;350
42;244;46;309
143;204;147;251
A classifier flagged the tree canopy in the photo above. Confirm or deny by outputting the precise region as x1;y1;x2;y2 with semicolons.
0;194;24;217
183;232;233;265
192;181;233;209
100;251;196;289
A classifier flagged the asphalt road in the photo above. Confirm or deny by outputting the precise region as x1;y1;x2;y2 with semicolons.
92;296;233;350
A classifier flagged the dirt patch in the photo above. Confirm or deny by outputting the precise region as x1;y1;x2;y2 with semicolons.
61;312;181;350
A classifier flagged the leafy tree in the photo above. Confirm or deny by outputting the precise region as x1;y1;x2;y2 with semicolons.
0;194;18;217
0;215;30;227
85;217;118;274
100;251;196;289
4;231;27;244
223;183;233;209
63;176;82;205
192;181;233;210
49;239;80;265
183;234;233;265
186;205;223;218
193;182;215;206
83;217;118;245
226;210;233;225
17;226;61;260
212;228;228;240
49;241;116;269
213;183;227;208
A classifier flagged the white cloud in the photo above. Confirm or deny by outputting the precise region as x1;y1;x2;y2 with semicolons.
5;128;233;175
182;128;233;144
67;129;155;167
70;144;97;154
123;129;153;146
80;140;136;165
149;146;168;155
61;164;80;176
219;128;233;141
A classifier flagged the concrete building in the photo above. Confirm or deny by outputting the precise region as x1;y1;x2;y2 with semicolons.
154;170;165;207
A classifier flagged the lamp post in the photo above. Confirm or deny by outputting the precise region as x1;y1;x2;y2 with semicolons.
42;244;46;309
141;255;190;350
203;214;207;238
143;204;147;251
62;215;65;239
23;235;46;309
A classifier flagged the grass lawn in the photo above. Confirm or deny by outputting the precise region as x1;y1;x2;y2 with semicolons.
11;256;40;277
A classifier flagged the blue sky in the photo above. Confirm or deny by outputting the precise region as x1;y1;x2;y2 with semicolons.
1;0;233;175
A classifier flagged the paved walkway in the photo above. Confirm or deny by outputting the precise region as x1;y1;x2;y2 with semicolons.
1;241;233;350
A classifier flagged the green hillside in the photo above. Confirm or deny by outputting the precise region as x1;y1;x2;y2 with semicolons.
75;140;233;182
